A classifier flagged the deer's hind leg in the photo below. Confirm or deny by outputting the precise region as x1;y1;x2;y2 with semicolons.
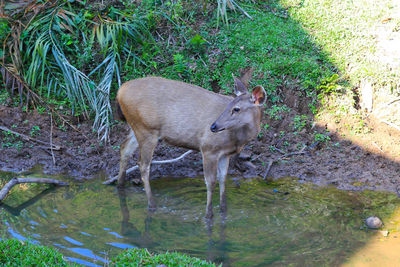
118;129;139;187
136;130;159;211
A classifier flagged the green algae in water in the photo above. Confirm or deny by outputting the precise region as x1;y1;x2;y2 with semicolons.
1;173;400;266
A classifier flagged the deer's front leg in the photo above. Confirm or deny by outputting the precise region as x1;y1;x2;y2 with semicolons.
217;155;230;213
202;152;218;219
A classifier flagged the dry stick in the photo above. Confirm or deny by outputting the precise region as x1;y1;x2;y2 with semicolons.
0;125;61;150
372;142;384;153
371;97;400;116
263;159;274;180
103;150;194;185
263;145;307;180
0;177;68;201
234;2;253;20
381;120;400;132
271;146;285;154
50;113;56;165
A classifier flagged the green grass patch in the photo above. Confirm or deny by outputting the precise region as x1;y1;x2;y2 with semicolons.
0;239;216;266
111;248;217;266
0;239;72;266
280;0;400;92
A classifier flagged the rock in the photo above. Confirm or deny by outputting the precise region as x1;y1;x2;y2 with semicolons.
380;230;389;237
238;151;251;160
243;161;256;169
365;216;383;229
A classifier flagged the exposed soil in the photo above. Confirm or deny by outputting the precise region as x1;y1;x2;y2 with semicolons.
1;88;400;195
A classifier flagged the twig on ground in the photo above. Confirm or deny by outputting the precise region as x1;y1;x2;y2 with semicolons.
0;125;61;150
50;113;56;165
263;145;307;180
0;177;68;201
232;1;253;20
381;120;400;132
263;159;274;180
372;142;384;153
270;146;285;154
371;97;400;116
103;150;194;185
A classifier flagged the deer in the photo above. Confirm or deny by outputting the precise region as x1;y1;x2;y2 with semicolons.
116;76;266;218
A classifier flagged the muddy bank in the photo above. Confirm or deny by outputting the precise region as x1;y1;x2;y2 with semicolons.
1;104;400;194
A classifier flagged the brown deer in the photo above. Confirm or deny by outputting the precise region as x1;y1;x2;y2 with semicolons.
116;76;266;218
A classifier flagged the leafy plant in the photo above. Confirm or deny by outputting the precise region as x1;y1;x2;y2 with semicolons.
265;105;291;120
2;1;153;141
314;133;331;143
317;73;341;95
292;115;309;132
172;53;191;79
30;126;40;137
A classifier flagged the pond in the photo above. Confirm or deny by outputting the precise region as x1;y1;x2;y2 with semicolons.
1;169;400;266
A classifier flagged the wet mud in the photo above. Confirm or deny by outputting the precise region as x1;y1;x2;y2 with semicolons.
1;104;400;194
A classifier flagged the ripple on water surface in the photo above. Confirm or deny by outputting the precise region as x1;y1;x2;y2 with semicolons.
1;174;400;266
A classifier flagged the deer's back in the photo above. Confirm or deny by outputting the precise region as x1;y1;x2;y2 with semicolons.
117;77;232;150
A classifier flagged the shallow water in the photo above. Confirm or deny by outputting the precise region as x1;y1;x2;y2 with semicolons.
1;171;400;266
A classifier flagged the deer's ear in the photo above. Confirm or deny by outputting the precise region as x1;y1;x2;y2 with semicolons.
233;76;247;96
250;85;266;105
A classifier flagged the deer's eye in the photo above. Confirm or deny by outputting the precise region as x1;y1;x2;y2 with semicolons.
233;107;240;113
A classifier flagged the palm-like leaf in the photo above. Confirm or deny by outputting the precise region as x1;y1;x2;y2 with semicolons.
16;3;151;141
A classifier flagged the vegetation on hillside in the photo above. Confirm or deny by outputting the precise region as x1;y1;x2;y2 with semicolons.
0;0;336;141
1;0;399;141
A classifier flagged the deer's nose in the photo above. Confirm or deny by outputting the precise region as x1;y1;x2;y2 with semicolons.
210;123;218;132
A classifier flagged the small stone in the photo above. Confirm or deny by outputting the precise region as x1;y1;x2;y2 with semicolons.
243;161;256;169
380;230;389;237
365;216;383;229
238;151;251;160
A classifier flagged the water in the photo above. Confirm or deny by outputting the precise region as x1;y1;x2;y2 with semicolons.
1;171;400;266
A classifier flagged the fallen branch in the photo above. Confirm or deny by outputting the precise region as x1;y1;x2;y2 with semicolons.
50;113;56;165
263;159;274;180
0;177;68;202
0;125;61;150
263;145;307;180
371;97;400;116
372;141;384;153
381;120;400;132
103;150;194;185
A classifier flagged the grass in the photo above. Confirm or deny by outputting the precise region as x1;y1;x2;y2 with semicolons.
0;239;216;266
1;0;399;138
0;239;72;266
280;0;400;93
111;248;217;266
208;5;338;97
